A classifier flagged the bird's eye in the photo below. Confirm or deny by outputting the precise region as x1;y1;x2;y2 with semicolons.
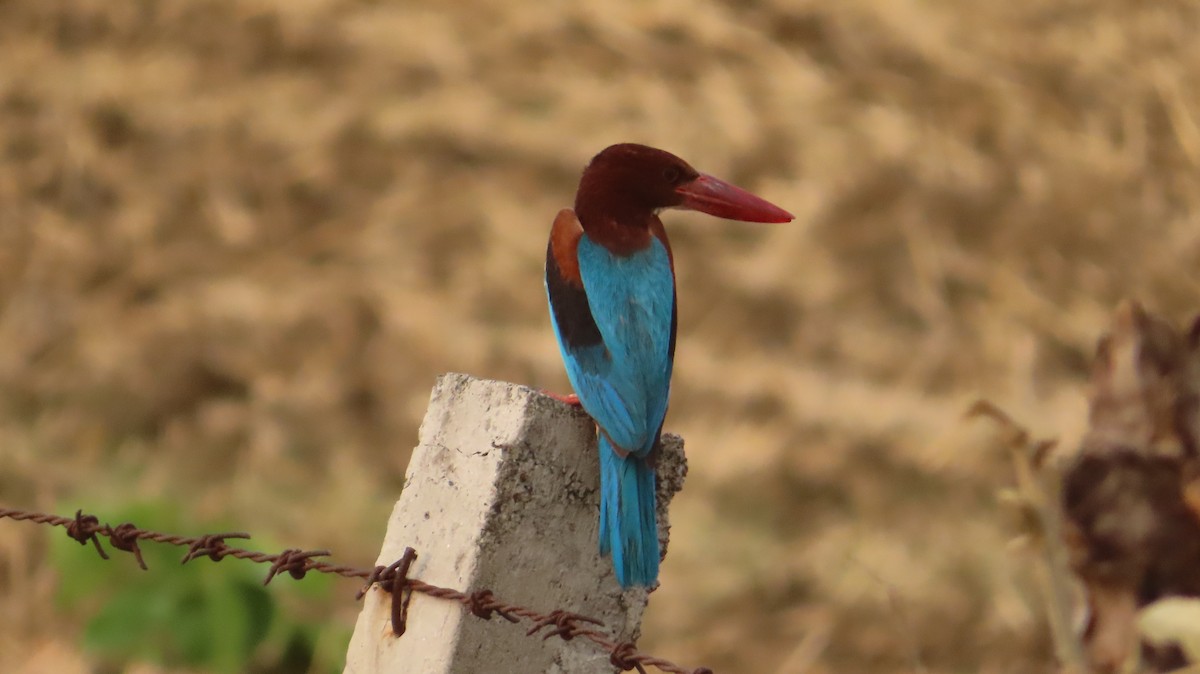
663;166;681;183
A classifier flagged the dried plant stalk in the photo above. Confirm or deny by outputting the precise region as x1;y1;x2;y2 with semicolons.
969;400;1085;672
1062;300;1200;673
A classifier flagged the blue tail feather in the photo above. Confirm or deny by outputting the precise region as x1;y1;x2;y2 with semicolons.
598;435;660;587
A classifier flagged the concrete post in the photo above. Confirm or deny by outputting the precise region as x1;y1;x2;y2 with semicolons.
344;373;688;674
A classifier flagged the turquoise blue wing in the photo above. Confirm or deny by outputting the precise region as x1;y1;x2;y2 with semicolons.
571;235;675;455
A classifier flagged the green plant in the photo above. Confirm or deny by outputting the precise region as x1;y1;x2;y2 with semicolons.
51;501;348;674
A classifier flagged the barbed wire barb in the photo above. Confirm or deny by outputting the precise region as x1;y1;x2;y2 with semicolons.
0;505;711;674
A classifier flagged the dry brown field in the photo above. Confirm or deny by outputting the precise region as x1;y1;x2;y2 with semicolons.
2;1;1200;672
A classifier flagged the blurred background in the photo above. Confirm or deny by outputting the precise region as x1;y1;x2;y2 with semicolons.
2;0;1200;672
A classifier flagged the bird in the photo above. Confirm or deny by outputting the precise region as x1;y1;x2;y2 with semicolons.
544;143;793;587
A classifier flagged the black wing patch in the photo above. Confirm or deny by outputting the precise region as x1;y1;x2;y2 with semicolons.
546;239;604;350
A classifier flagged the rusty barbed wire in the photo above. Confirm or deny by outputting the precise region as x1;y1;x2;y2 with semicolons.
0;505;710;674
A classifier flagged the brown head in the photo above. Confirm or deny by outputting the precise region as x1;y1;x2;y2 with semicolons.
574;144;793;240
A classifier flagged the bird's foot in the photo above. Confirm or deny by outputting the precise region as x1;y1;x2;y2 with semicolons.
541;390;582;407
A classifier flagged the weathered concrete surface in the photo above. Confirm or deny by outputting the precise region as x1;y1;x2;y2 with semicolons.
344;373;687;674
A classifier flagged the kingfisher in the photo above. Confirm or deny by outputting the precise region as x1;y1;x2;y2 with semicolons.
544;144;793;587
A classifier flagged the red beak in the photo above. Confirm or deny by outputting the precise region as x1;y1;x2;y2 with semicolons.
675;174;793;223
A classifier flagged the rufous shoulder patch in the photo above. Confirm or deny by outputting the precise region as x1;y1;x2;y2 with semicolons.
550;208;585;288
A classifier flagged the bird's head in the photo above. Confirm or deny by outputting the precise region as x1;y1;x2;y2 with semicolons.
576;143;793;225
